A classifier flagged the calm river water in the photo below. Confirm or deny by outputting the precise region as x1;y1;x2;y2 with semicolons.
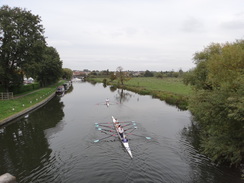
0;82;242;183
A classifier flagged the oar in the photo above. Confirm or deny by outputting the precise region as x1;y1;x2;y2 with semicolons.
95;124;113;129
118;121;136;124
100;130;114;135
95;102;110;106
124;126;137;131
125;128;136;134
121;123;137;128
97;128;117;136
97;128;115;133
127;133;151;140
95;122;112;125
93;134;116;143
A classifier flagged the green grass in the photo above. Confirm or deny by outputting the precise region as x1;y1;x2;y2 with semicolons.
125;77;192;96
88;77;192;95
0;81;65;121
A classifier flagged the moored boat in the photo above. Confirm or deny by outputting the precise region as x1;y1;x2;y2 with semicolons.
56;85;65;94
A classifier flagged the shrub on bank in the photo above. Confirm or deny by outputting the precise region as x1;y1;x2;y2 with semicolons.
10;83;41;94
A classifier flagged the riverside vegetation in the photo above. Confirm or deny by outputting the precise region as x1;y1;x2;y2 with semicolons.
0;6;72;122
88;76;191;110
184;40;244;167
0;81;65;122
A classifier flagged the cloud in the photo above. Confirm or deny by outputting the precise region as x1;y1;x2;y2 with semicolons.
2;0;244;71
181;17;205;33
220;11;244;30
221;20;244;30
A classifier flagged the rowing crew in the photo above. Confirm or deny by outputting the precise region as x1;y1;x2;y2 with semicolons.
115;119;128;142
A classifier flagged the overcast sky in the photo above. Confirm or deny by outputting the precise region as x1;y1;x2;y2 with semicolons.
1;0;244;71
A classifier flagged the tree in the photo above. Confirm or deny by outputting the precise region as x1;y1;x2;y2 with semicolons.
0;5;46;91
62;68;73;80
21;40;46;79
186;40;244;166
109;72;116;82
178;69;184;77
155;72;163;78
36;46;62;87
144;70;154;77
183;61;212;90
116;66;130;85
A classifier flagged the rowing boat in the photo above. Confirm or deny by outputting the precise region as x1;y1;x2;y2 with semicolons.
112;116;133;158
105;98;109;107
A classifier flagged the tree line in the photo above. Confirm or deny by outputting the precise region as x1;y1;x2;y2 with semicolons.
0;5;63;92
89;69;185;79
183;40;244;167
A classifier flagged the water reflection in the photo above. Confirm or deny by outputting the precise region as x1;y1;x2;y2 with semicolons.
0;96;64;181
180;121;243;183
65;85;74;94
109;85;117;92
115;89;132;104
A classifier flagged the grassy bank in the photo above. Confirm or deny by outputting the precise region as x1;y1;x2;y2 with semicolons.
88;77;192;110
0;81;64;121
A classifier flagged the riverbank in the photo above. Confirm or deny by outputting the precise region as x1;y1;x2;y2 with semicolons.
0;81;65;126
87;77;192;110
0;92;56;126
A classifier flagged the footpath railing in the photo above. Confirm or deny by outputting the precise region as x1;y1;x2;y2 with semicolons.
0;92;13;100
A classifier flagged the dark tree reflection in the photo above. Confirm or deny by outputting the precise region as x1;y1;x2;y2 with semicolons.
0;96;64;181
115;89;132;104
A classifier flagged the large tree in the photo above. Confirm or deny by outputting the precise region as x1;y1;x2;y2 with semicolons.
0;5;46;91
37;46;62;87
184;40;244;166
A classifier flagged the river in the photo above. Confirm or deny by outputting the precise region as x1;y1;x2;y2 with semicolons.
0;82;242;183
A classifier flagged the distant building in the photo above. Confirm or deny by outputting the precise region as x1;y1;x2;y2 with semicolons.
72;70;91;79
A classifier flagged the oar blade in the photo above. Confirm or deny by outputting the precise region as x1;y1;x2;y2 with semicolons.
146;137;151;140
94;139;99;143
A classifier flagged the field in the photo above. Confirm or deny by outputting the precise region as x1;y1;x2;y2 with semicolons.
125;77;192;96
89;77;192;110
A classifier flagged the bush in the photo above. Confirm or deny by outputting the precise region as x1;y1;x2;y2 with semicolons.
11;83;41;94
188;40;244;166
